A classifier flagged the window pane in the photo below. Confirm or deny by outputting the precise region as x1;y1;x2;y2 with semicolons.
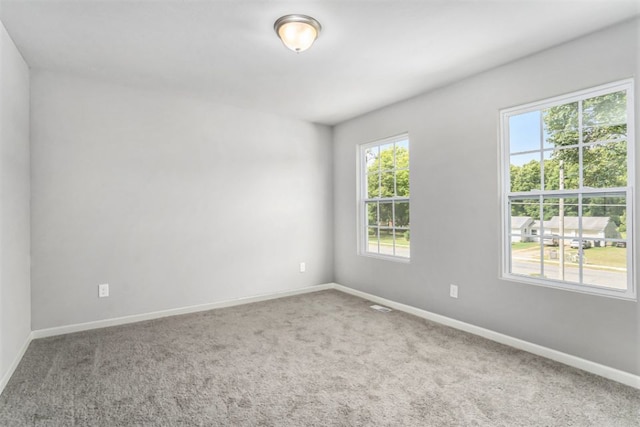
366;202;378;228
583;141;627;188
367;227;379;253
584;123;626;144
395;229;410;258
380;171;394;197
542;102;579;148
583;245;627;290
510;197;540;223
549;239;580;284
379;202;393;226
543;149;579;190
395;170;409;197
583;91;626;127
365;146;379;170
541;196;579;238
396;228;411;248
509;111;541;153
379;143;394;170
367;173;379;198
379;229;394;256
395;201;410;228
510;152;541;192
511;241;541;277
395;141;409;169
583;91;627;144
582;194;625;241
402;246;410;258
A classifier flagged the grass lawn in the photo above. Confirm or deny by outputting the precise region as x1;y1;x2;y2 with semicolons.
582;246;627;268
511;242;538;250
377;231;410;247
512;242;627;269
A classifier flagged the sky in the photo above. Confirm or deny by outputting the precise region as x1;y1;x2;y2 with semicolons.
509;110;550;166
366;138;409;168
510;110;541;153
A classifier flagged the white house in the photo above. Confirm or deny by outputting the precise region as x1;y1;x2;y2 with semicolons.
510;216;534;242
531;216;620;246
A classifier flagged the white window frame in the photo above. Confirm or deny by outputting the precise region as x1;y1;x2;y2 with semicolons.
357;133;410;262
499;79;636;300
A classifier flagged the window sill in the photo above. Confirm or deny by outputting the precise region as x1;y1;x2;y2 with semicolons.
359;252;410;263
500;272;637;301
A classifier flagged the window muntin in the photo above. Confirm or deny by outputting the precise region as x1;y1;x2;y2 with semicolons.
359;134;410;260
501;80;635;299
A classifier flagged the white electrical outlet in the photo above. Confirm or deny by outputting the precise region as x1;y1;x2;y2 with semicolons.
98;283;109;298
449;284;458;299
299;262;306;273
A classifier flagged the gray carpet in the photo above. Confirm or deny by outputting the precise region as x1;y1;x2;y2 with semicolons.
1;289;638;426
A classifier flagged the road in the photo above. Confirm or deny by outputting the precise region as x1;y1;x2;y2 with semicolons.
512;260;626;290
368;243;410;258
370;243;625;290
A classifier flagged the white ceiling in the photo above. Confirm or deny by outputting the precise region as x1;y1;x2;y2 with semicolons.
1;0;638;125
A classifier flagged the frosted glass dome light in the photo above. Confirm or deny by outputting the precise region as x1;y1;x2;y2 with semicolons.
274;14;322;53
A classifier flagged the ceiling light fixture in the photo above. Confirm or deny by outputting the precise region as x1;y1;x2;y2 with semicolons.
274;14;322;53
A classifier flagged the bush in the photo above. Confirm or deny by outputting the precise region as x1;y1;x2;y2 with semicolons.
404;230;410;241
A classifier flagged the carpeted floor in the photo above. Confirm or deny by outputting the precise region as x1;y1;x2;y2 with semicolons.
1;289;638;426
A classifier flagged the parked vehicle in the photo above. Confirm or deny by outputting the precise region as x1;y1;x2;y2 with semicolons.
543;235;559;246
570;239;591;249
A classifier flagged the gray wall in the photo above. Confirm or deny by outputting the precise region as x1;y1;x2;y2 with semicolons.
0;22;30;383
30;71;333;330
333;19;639;374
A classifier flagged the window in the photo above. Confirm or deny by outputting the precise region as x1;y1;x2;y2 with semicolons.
359;134;410;261
500;80;635;299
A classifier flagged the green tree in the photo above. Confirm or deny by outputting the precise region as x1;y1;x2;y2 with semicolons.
510;90;627;224
367;146;409;198
543;91;627;189
510;160;540;192
619;211;627;233
367;146;410;228
543;101;579;149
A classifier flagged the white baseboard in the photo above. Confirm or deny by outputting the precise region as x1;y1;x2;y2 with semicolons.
32;283;333;339
0;331;33;396
331;283;640;390
20;281;640;391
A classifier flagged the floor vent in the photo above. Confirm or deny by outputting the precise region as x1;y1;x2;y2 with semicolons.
370;304;392;313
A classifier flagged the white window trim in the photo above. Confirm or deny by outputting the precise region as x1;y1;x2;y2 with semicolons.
499;79;636;300
357;133;410;263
